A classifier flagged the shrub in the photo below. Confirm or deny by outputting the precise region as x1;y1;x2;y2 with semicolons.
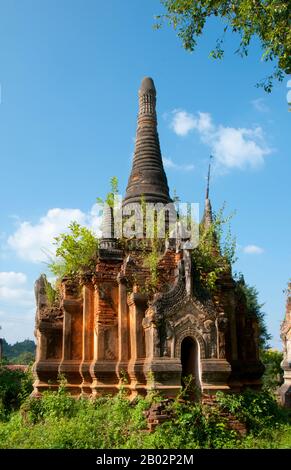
215;389;287;433
0;384;290;449
0;365;33;420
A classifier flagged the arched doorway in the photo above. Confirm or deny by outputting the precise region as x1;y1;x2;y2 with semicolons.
181;336;201;401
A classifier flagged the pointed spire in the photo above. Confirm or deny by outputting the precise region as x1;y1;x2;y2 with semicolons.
201;156;214;230
123;77;172;207
206;156;211;200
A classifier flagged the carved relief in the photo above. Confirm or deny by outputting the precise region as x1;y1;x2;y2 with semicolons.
96;323;117;360
216;313;228;359
145;263;222;359
203;319;217;358
143;306;160;357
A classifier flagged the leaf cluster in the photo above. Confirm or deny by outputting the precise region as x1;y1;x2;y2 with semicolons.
157;0;290;91
48;222;99;279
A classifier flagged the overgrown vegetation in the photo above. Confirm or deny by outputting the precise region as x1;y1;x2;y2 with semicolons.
43;276;59;307
0;368;290;449
0;365;33;420
96;175;119;208
48;222;99;279
192;204;236;295
48;177;121;280
140;196;163;293
261;349;283;390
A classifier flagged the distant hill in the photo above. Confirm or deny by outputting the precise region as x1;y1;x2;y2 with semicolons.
1;339;36;364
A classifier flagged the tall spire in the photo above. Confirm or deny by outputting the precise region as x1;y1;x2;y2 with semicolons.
205;156;211;200
202;156;214;230
123;77;172;206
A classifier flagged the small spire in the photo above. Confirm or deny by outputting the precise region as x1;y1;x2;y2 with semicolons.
202;156;214;229
101;203;114;239
205;155;213;200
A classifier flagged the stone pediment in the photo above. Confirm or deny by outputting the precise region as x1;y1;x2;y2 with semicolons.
150;266;217;324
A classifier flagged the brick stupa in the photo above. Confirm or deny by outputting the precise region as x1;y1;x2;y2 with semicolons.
32;78;264;399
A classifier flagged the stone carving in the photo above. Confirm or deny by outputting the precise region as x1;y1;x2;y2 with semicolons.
216;313;228;359
203;320;217;358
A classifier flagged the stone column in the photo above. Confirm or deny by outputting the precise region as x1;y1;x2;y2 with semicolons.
62;303;72;360
90;282;119;397
36;328;47;362
127;291;147;397
116;273;130;387
80;284;94;395
58;280;83;395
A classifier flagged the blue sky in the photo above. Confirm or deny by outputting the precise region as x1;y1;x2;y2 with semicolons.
0;0;290;348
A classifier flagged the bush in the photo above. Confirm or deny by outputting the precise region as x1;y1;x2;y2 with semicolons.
0;385;290;449
261;349;283;390
215;389;287;433
0;364;33;420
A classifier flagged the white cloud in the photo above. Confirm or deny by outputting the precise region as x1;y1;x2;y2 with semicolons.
0;205;104;343
251;98;270;113
0;272;27;287
163;157;194;171
7;205;103;263
211;126;270;169
170;110;214;136
171;110;197;136
243;245;264;254
0;286;34;306
170;109;272;171
0;271;34;309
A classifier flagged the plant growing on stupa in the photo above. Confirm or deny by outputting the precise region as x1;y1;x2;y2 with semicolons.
192;204;237;294
48;222;99;279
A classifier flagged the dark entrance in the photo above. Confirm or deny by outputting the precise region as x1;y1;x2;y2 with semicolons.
181;336;200;400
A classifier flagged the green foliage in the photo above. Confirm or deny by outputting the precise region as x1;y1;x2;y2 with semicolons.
43;276;58;307
215;389;287;433
2;339;36;362
143;244;160;293
10;352;35;365
0;364;33;420
235;274;271;350
261;349;283;390
48;222;99;278
192;204;236;294
96;176;119;208
140;196;163;294
0;384;290;449
157;0;290;92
